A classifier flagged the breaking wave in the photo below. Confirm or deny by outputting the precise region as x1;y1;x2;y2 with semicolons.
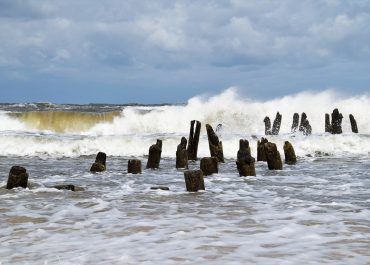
0;88;369;157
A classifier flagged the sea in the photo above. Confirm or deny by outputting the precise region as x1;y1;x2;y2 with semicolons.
0;88;369;264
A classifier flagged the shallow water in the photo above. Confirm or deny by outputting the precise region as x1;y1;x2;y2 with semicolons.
0;91;370;264
1;155;370;264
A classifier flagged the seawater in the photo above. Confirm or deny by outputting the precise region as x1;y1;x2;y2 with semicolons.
0;88;369;264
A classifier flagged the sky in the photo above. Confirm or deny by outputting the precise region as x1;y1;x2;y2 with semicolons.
0;0;370;103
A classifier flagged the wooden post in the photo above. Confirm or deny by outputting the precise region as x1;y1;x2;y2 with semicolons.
349;114;358;133
291;113;299;133
283;141;297;165
146;139;162;169
205;124;224;162
90;152;106;172
6;166;29;189
325;113;332;133
299;112;312;135
257;137;268;161
271;112;282;135
236;139;256;176
128;159;142;174
264;142;283;170
187;120;201;161
331;108;343;134
184;170;205;192
200;157;218;176
176;137;188;169
263;116;272;135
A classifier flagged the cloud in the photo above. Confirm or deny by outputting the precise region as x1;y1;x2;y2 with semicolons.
0;0;369;102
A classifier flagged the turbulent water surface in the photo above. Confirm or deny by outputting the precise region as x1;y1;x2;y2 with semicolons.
0;89;369;264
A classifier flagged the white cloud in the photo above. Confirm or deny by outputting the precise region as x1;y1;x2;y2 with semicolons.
0;0;369;77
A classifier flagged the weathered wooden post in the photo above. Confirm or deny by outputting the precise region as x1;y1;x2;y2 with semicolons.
263;116;272;135
331;108;343;134
128;159;142;174
299;112;312;135
291;113;299;133
325;113;332;133
176;137;188;169
187;120;201;161
349;114;358;133
90;152;106;172
271;112;282;135
6;166;29;189
205;124;224;162
236;139;256;176
283;141;297;165
257;137;268;161
264;142;283;170
184;170;205;192
146;139;162;169
200;157;218;176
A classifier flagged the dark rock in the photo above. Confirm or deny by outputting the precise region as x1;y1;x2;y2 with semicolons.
325;113;332;133
205;124;224;162
349;114;358;133
150;186;170;191
283;141;297;165
264;142;283;170
236;139;256;176
200;157;218;176
128;159;141;174
271;112;282;135
146;139;162;169
176;137;188;169
263;116;272;135
257;137;268;161
331;108;343;134
187;120;201;161
291;113;299;133
184;170;205;192
6;166;29;189
52;184;84;191
90;152;106;172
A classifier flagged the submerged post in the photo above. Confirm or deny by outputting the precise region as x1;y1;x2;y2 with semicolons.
257;137;268;162
205;124;224;162
128;159;142;174
271;112;282;135
264;142;283;170
349;114;358;133
184;170;205;192
176;137;188;169
90;152;106;172
236;139;256;176
283;141;297;165
6;166;29;189
187;120;201;161
200;157;218;176
146;139;162;169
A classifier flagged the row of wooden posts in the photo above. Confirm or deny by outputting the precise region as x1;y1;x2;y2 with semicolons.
264;108;358;136
5;120;295;192
6;107;357;192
